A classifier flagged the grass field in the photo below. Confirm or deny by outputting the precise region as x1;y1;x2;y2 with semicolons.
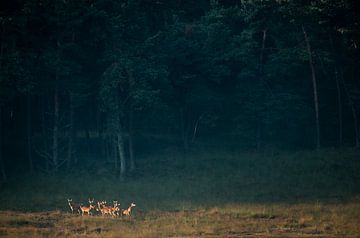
0;203;359;237
0;148;359;237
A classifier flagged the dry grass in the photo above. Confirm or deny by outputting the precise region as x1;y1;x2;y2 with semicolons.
0;202;359;238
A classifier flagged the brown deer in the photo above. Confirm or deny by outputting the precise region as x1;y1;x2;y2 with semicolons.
122;203;136;216
111;201;120;217
97;201;115;217
79;198;95;216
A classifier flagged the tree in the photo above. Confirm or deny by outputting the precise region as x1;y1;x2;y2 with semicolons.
100;0;166;177
23;0;96;172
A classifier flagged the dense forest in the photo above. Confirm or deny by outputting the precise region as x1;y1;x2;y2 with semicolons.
0;0;360;181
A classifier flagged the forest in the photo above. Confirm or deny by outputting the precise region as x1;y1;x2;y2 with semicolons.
0;0;360;237
0;0;359;179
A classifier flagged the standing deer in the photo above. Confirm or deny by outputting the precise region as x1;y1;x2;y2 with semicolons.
122;203;136;217
79;198;95;216
67;199;81;214
97;201;114;217
112;201;120;217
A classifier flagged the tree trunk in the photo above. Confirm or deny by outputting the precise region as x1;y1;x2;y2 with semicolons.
259;29;267;75
26;94;33;173
180;108;189;151
192;113;204;142
256;29;267;151
53;85;59;173
128;104;135;172
113;135;118;170
39;96;47;171
0;22;6;181
115;88;126;179
67;92;75;168
101;132;107;159
67;30;76;167
0;106;7;182
341;71;359;147
52;38;61;173
40;95;50;171
335;69;343;147
329;32;343;147
117;132;126;180
86;127;91;156
350;102;359;148
302;25;320;150
127;68;135;172
105;136;111;162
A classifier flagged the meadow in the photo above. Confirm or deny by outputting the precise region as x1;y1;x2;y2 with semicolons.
0;148;359;237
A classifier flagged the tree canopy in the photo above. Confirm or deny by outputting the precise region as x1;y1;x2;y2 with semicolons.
0;0;359;179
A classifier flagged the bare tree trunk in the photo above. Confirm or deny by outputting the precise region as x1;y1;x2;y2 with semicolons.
127;69;135;172
329;32;343;147
114;89;126;179
256;29;267;151
350;102;359;147
67;92;75;168
101;132;107;158
302;25;320;150
113;134;118;170
128;104;135;172
53;85;59;173
85;127;91;156
0;106;7;182
52;37;62;173
40;95;50;171
181;108;189;151
0;21;7;181
335;70;343;146
26;94;33;173
105;135;110;162
259;29;267;79
67;30;76;167
341;71;359;147
192;113;204;142
117;132;126;180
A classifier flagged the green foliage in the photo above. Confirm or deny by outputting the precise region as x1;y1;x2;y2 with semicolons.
1;0;360;177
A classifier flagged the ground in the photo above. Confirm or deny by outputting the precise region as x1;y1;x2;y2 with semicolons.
1;203;360;237
0;149;359;237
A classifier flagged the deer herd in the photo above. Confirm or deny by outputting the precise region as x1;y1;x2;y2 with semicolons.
67;198;136;218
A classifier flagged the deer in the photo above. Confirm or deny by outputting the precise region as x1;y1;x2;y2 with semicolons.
112;201;120;217
97;200;120;218
122;203;136;217
67;198;81;214
79;198;95;216
97;201;114;217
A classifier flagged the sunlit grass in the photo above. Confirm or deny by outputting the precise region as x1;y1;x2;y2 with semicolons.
0;203;359;237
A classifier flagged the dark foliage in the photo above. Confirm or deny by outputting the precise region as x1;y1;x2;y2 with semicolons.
0;0;360;180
